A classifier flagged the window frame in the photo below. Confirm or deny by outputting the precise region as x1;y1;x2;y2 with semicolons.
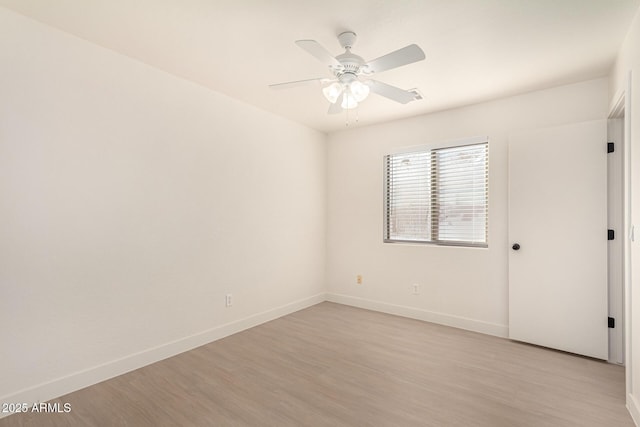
383;136;489;248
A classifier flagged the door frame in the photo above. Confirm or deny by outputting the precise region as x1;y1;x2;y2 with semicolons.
608;99;625;365
608;71;631;397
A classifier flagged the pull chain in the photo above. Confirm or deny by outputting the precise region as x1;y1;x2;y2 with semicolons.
345;104;350;127
345;106;359;127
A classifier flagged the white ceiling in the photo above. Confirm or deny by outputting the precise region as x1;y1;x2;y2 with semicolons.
1;0;638;133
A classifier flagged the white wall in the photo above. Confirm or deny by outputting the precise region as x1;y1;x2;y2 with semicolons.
326;78;608;336
0;7;326;407
610;7;640;423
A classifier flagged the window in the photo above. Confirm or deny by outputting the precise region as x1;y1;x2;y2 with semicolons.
384;139;488;247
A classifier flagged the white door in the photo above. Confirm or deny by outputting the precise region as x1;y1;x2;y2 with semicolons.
508;120;608;360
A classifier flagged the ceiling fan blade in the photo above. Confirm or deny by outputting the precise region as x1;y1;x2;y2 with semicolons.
328;92;344;114
269;77;329;90
295;40;343;69
367;80;416;104
365;44;425;74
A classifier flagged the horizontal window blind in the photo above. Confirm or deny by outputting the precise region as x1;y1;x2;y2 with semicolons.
384;141;488;247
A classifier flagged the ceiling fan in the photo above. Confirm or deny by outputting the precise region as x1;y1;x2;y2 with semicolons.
269;31;426;114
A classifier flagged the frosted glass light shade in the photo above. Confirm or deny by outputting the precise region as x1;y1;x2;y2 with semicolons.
350;80;370;102
341;91;358;109
322;82;342;104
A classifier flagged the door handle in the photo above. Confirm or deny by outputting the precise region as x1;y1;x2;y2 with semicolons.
512;243;521;251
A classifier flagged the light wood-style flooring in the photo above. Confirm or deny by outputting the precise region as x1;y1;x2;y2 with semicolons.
1;302;633;426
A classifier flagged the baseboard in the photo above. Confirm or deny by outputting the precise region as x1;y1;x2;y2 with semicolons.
628;392;640;426
0;293;325;419
326;293;508;338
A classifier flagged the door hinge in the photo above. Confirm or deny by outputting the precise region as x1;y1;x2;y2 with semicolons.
608;317;615;328
608;229;615;240
608;142;615;153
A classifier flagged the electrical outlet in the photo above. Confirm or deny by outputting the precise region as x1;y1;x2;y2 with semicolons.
357;275;362;284
412;284;420;295
225;294;233;307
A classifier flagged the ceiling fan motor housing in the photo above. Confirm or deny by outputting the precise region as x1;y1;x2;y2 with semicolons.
335;51;365;76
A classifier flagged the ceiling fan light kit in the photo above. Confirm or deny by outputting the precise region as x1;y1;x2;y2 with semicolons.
270;31;426;115
323;78;370;109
